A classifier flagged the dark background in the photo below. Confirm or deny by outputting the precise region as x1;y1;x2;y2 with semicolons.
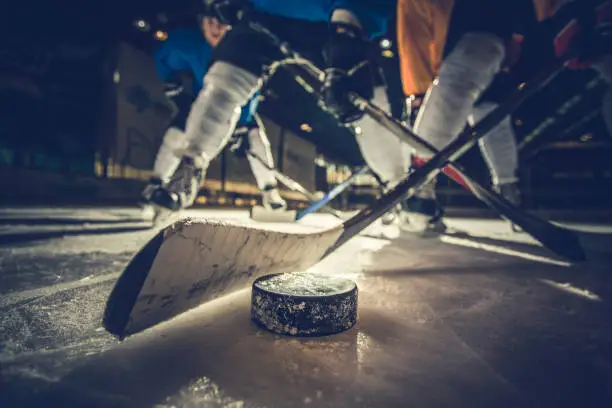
1;0;611;209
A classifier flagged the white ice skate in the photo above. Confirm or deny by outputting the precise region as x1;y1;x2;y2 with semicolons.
359;205;402;240
399;181;447;237
249;185;296;223
139;177;163;222
494;182;523;232
147;156;204;226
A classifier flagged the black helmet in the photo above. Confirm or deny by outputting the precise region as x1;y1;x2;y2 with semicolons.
198;0;250;25
195;0;220;21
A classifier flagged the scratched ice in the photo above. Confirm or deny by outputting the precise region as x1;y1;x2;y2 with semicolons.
1;208;612;408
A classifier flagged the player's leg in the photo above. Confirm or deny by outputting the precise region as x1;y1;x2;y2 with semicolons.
245;116;287;210
404;1;512;232
141;90;193;205
353;84;413;227
471;101;521;206
141;127;186;203
151;20;277;211
354;86;412;191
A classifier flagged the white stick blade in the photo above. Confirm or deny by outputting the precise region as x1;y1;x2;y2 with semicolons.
104;217;343;338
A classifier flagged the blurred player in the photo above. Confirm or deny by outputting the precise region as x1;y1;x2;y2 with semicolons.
150;0;396;211
395;0;527;232
532;0;612;136
142;8;287;216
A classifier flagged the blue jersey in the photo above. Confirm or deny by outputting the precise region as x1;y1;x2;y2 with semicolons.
154;28;258;126
251;0;395;37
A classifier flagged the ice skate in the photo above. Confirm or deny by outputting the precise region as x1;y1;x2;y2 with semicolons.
150;156;204;211
380;205;402;239
139;177;163;222
399;179;447;237
360;204;402;240
494;181;523;232
250;184;296;223
139;177;163;205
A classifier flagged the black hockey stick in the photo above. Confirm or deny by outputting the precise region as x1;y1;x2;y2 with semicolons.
345;93;587;258
247;20;586;262
331;62;584;260
296;165;370;220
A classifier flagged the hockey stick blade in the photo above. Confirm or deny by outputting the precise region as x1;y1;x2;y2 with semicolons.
350;95;586;262
104;219;343;338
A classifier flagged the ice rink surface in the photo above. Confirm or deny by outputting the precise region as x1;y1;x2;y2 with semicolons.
1;207;611;408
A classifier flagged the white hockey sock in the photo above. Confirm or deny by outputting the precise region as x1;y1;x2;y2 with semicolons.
413;33;506;155
152;127;187;183
471;102;518;185
246;120;279;191
354;86;413;190
183;62;260;167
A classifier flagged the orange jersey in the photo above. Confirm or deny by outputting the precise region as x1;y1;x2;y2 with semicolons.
396;0;559;96
396;0;455;96
533;0;561;21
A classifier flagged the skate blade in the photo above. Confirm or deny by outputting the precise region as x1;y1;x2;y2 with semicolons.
250;206;297;223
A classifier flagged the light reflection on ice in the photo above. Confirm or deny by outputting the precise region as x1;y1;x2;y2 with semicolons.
155;377;251;408
540;279;603;302
439;235;571;267
356;331;372;368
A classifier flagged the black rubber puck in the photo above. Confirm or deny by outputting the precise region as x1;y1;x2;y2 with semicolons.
251;273;358;337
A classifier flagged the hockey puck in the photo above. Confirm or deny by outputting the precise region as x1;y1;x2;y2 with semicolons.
251;273;358;337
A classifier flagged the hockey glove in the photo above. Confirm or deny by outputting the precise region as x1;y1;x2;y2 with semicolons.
228;125;252;158
405;94;424;128
554;0;612;69
164;81;195;132
321;22;375;124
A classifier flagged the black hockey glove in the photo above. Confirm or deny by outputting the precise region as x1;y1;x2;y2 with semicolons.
164;81;195;132
405;94;424;128
202;0;250;26
228;125;252;158
163;81;184;98
321;22;375;124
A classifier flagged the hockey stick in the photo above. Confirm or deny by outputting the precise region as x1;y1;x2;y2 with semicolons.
296;165;370;220
244;148;347;219
103;25;582;339
327;57;583;260
247;20;585;262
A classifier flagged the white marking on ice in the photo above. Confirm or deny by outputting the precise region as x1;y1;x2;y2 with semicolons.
540;279;603;302
439;235;572;267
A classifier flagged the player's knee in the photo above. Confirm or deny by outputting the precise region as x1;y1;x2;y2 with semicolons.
204;61;260;104
189;61;260;130
440;33;505;93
